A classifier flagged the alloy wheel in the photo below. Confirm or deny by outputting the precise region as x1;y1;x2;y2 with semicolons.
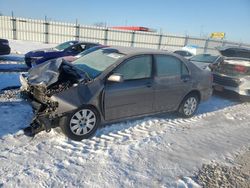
183;97;198;116
69;109;96;136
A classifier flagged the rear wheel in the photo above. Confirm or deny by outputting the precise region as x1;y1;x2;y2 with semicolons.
178;94;199;118
60;106;100;141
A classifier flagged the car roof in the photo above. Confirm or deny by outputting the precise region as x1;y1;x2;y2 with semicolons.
78;41;100;45
104;46;175;56
65;41;99;45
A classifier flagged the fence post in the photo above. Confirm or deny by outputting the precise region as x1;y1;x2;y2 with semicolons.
131;31;135;47
158;34;163;49
11;12;17;40
184;35;188;46
44;16;49;43
104;28;109;45
204;38;209;53
221;39;225;47
75;19;80;41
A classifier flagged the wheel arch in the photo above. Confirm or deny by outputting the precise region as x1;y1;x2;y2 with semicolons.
178;90;201;109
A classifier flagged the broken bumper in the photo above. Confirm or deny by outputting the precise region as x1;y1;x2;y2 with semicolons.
213;74;250;96
20;74;60;135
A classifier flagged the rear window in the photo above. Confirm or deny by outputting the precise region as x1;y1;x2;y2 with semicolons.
191;54;219;63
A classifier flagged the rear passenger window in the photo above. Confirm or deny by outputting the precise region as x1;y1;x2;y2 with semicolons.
155;55;185;77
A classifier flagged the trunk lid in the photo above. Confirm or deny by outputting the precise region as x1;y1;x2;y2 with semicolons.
218;46;250;59
214;47;250;77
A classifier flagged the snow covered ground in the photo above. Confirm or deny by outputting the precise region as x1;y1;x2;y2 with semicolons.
8;40;55;54
0;40;250;187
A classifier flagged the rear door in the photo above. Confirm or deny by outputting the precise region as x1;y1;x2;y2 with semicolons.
104;55;154;121
153;55;192;112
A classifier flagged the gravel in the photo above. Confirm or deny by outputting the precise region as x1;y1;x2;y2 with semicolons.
195;149;250;188
0;89;21;101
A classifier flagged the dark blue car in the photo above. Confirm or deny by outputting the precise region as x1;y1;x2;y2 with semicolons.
25;41;100;67
0;39;11;55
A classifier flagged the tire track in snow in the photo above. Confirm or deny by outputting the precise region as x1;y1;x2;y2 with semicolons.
2;88;248;156
73;103;249;153
19;102;247;155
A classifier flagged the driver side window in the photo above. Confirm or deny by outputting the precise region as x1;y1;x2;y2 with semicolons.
114;55;152;81
71;45;83;53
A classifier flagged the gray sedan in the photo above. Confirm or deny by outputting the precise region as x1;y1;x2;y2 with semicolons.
20;47;213;141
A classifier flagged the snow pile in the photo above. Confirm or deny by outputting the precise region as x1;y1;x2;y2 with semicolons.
0;73;21;90
9;40;55;54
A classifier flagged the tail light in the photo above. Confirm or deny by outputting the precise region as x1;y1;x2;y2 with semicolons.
234;65;247;73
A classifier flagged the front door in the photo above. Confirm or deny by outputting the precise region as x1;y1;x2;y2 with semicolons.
104;55;154;121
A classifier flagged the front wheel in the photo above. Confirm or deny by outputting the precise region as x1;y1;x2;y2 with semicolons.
178;94;199;118
60;106;100;141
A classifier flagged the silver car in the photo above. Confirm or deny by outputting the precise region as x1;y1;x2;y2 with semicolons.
20;47;213;141
212;47;250;101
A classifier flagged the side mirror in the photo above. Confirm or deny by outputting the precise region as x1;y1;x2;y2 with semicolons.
107;73;124;83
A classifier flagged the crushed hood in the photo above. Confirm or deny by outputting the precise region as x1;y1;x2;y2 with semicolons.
218;46;250;59
27;58;65;87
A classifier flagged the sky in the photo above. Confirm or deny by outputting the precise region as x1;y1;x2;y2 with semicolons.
0;0;250;43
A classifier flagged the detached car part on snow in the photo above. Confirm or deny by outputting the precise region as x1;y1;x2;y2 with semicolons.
20;47;213;141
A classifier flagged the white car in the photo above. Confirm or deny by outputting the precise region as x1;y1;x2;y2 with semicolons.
212;47;250;101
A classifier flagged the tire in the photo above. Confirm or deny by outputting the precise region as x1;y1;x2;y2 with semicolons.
178;93;199;118
60;106;100;141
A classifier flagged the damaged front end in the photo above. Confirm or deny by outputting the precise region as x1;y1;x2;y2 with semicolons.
20;81;61;136
20;58;89;136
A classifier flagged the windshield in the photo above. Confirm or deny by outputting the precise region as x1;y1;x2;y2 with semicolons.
75;46;104;58
191;54;219;63
73;48;125;79
55;41;76;51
